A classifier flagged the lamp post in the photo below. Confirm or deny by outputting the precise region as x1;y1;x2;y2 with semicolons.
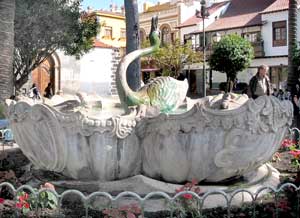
196;0;210;97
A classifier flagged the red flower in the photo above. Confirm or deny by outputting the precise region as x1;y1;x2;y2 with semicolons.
23;202;30;209
182;194;193;199
0;198;5;204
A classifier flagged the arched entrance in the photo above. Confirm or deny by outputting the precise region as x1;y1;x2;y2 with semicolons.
31;52;61;96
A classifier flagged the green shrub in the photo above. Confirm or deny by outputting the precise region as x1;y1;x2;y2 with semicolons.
209;34;254;93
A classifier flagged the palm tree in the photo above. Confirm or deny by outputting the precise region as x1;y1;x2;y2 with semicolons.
287;0;298;90
0;0;15;102
124;0;141;91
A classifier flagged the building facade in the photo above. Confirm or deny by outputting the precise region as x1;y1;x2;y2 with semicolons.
181;0;300;95
139;0;205;45
28;7;125;97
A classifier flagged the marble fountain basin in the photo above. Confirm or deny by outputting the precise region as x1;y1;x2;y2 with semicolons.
5;94;293;183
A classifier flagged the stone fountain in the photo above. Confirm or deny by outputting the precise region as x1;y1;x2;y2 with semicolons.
4;16;293;209
5;94;293;184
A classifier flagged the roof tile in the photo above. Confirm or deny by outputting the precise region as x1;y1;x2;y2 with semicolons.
195;0;276;33
262;0;300;14
93;40;113;48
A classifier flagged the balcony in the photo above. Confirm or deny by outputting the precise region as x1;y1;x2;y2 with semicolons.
251;40;265;57
192;40;265;59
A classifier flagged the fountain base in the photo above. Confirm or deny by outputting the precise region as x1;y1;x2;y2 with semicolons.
31;164;279;210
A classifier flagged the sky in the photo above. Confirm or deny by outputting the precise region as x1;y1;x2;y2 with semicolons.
81;0;168;11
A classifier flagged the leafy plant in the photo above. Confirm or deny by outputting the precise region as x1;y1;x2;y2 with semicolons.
173;179;202;218
142;39;202;78
15;183;57;215
102;204;141;218
280;138;300;168
209;34;254;93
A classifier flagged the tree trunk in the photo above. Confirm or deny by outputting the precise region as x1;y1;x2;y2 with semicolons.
124;0;141;91
287;0;298;90
226;74;235;93
0;0;15;102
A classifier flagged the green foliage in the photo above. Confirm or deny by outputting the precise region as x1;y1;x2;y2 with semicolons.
14;0;98;90
209;34;254;92
16;189;58;215
142;39;202;78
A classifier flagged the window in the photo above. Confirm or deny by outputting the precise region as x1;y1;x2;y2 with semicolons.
120;28;126;39
242;32;260;43
104;26;112;39
272;21;287;47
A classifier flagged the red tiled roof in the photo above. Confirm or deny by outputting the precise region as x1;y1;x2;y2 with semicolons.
177;1;229;28
194;0;276;33
93;40;113;48
262;0;300;14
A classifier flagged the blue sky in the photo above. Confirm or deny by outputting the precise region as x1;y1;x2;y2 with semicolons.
81;0;166;11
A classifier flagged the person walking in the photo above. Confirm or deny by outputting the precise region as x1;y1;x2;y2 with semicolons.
29;83;41;100
248;65;272;99
44;83;53;99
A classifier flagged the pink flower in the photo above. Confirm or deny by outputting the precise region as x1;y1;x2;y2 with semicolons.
19;193;29;202
289;150;300;158
191;179;198;186
41;182;55;191
0;198;5;204
281;139;296;148
175;187;184;193
16;202;23;209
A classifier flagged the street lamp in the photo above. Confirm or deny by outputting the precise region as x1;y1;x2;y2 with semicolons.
196;0;210;97
212;32;221;43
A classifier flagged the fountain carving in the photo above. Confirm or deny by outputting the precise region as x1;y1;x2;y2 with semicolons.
5;17;293;184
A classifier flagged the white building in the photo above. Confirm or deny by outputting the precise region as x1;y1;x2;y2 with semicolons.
57;41;119;96
180;0;300;95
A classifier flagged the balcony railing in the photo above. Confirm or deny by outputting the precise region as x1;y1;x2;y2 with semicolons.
251;40;265;57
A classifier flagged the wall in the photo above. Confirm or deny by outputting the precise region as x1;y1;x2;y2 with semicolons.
57;51;81;94
96;13;126;48
261;10;288;56
179;1;200;25
139;7;178;36
79;47;113;96
180;3;229;43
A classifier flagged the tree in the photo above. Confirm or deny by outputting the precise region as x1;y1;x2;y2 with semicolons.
14;0;98;90
124;0;141;91
209;34;254;93
144;39;202;79
294;46;300;73
0;0;15;101
287;0;298;90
